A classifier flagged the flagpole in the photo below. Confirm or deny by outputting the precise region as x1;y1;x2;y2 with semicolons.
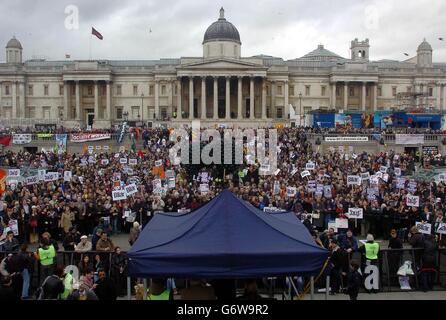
89;31;92;60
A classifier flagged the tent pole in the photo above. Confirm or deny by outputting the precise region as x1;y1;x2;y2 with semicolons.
310;276;314;300
143;279;148;300
325;276;330;300
127;277;131;300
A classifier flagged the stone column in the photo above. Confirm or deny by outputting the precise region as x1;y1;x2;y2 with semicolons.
331;82;336;109
106;81;111;120
64;82;69;120
373;83;377;111
442;84;446;111
169;80;174;114
154;80;160;120
75;81;80;120
237;76;243;119
261;78;267;119
213;77;218;119
189;76;194;120
94;81;99;120
344;81;349;110
19;82;25;119
362;82;366;111
177;78;182;119
284;80;289;120
201;76;206;119
225;76;230;120
12;81;17;118
271;81;276;118
436;83;441;110
250;77;255;119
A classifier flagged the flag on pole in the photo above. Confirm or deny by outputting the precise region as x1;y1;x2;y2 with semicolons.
92;27;103;40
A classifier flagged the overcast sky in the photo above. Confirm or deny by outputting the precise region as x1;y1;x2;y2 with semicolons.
1;0;446;62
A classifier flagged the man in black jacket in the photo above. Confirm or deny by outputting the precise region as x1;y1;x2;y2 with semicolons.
40;266;64;300
1;231;19;252
94;270;117;300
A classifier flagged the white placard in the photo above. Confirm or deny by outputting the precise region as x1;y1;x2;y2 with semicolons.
306;162;315;171
382;173;389;182
361;172;370;181
375;171;383;179
168;178;176;189
324;185;332;198
396;177;406;189
114;153;120;158
290;168;298;176
438;173;446;183
25;175;39;186
286;187;297;197
263;207;286;213
351;153;358;160
88;156;96;163
129;158;138;166
436;223;446;235
8;169;20;177
327;221;337;232
44;172;59;182
415;222;431;235
335;218;349;229
347;175;361;186
260;164;271;174
155;160;163;167
347;208;363;219
125;183;138;196
301;170;311;178
200;184;209;193
64;171;72;182
380;166;388;173
152;179;162;189
101;159;109;166
119;158;128;164
274;169;281;176
394;167;401;176
406;195;420;207
112;189;127;201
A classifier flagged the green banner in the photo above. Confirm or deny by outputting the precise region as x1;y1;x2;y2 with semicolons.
37;133;54;138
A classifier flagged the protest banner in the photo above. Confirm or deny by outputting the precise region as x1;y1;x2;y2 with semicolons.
112;189;127;201
415;222;431;235
129;159;138;166
25;175;39;186
301;170;311;178
119;158;128;164
306;162;315;170
125;183;138;196
406;195;420;207
64;171;72;182
436;223;446;235
347;208;364;219
286;187;297;197
347;175;361;186
200;184;209;193
335;218;349;229
394;168;401;176
44;172;59;182
361;172;370;181
8;169;20;177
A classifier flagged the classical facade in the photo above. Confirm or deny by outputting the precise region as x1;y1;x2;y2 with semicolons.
1;8;446;129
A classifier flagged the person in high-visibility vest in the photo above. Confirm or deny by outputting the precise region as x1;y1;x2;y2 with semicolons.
147;278;171;300
59;271;73;300
360;234;380;265
36;238;56;284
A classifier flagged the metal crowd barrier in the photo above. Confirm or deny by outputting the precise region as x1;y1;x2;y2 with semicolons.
1;248;445;299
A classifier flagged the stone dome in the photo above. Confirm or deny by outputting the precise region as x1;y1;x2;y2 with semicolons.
6;36;22;49
417;38;432;51
203;8;241;45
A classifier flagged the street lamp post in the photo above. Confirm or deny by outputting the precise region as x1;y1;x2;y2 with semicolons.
298;93;303;127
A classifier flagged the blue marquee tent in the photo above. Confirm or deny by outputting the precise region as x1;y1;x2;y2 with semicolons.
128;190;328;279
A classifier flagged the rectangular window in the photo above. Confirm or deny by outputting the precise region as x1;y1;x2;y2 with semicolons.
5;85;10;96
44;85;49;96
116;107;123;119
149;85;154;96
133;85;138;96
378;86;382;97
429;87;433;96
131;106;140;119
59;85;64;96
28;85;33;96
277;86;283;95
303;106;312;114
57;106;64;119
392;86;397;97
289;86;294;96
161;85;166;95
336;87;340;97
42;106;51;119
305;85;310;96
366;87;370;97
87;86;93;96
349;87;355;97
25;106;36;118
407;86;412;93
321;86;326;96
116;85;122;96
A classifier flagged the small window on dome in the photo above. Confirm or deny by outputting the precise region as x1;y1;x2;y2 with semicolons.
234;45;237;56
220;44;224;55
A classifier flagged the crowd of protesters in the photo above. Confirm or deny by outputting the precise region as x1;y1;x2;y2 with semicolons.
0;126;445;300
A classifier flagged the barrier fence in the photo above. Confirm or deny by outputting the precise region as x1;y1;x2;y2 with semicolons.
1;247;446;299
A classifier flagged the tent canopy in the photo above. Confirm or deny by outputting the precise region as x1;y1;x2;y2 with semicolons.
128;190;328;278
